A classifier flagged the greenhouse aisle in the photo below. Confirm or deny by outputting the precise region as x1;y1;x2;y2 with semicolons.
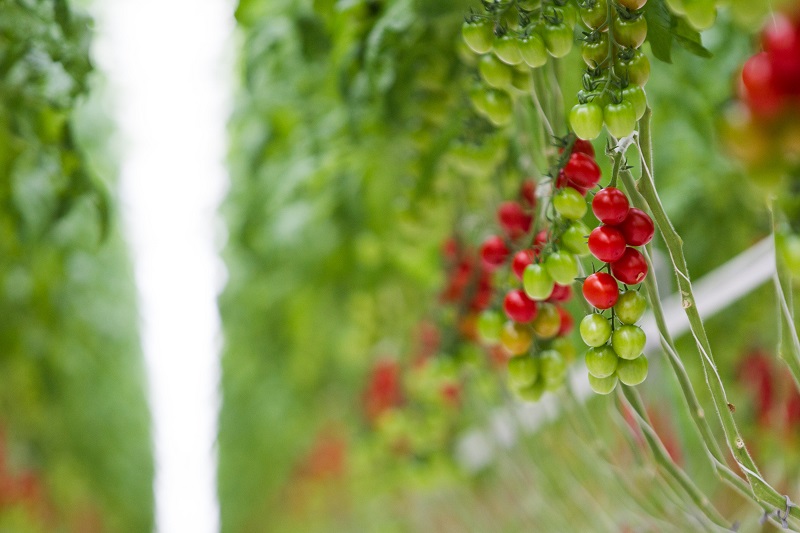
94;1;234;530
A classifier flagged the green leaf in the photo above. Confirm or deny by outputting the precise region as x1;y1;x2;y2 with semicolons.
644;0;712;63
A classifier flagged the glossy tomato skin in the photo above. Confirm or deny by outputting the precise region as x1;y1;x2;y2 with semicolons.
543;22;574;58
580;0;608;30
583;272;619;309
563;152;602;189
740;52;785;118
613;15;647;49
481;235;509;269
548;283;573;303
462;20;495;54
582;35;609;67
604;100;636;139
616;50;650;87
520;179;537;209
588;225;627;262
570;102;604;140
610;247;648;284
618;207;654;246
504;289;539;323
592;187;630;224
617;0;647;8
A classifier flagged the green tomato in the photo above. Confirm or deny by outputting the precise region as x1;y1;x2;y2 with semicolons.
553;186;589;219
511;68;534;92
684;0;716;30
483;89;514;126
477;310;504;343
580;0;608;30
582;33;609;67
614;290;647;324
616;355;649;386
543;22;574;58
613;14;647;49
569;102;604;140
579;313;612;347
588;373;618;395
555;3;579;27
532;303;562;340
585;345;619;378
551;337;577;364
508;355;539;387
544;250;579;285
462;20;495;54
604;100;636;139
523;263;555;300
493;35;523;65
611;324;646;360
540;349;567;390
518;33;547;68
561;221;591;256
616;50;650;86
515;379;546;402
479;53;513;89
622;85;647;120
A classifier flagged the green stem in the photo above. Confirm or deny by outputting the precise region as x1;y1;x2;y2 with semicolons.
621;107;800;526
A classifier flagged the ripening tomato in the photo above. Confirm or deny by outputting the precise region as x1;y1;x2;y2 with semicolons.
616;50;650;86
582;33;610;67
512;249;537;280
580;0;608;30
613;14;647;49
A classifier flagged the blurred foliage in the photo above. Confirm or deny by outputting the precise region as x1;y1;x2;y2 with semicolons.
0;1;154;531
220;0;799;531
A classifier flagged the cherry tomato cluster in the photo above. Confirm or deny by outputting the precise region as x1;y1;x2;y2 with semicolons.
473;141;606;402
580;184;654;394
462;0;581;127
569;0;649;141
721;12;800;188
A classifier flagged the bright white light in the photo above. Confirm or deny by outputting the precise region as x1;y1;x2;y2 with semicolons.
93;2;233;531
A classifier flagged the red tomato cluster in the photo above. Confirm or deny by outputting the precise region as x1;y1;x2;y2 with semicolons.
363;359;404;424
583;188;654;308
441;239;494;312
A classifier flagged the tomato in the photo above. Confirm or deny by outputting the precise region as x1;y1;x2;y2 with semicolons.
563;152;601;189
740;53;785;118
504;289;539;323
543;22;574;58
553;186;588;219
511;68;534;92
616;50;650;86
515;379;545;402
494;34;524;65
518;34;548;68
552;336;577;363
508;355;538;387
477;310;504;343
483;88;514;126
614;290;647;324
618;207;654;246
592;187;629;225
684;1;716;31
540;349;567;390
512;249;537;280
585;345;619;378
462;20;495;55
617;0;647;8
544;250;579;285
548;283;573;303
588;373;618;394
532;303;562;339
622;85;647;120
571;139;596;158
500;321;534;355
613;13;647;49
497;201;532;239
603;100;636;139
557;3;579;27
761;13;799;56
479;53;513;89
616;355;648;385
582;33;610;67
580;313;612;347
557;306;574;336
523;263;555;300
610;247;648;284
611;324;646;359
480;235;509;269
569;102;604;140
582;272;619;309
561;221;591;256
588;225;627;262
580;0;608;30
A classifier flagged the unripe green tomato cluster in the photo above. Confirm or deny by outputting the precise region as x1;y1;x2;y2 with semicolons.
508;349;568;402
570;1;651;140
579;290;650;393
